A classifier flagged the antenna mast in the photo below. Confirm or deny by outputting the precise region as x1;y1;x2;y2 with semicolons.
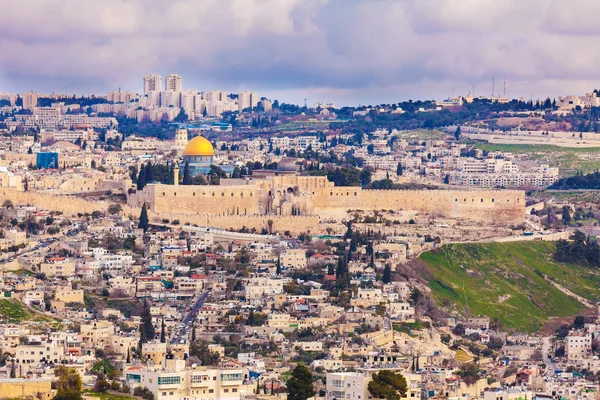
491;78;495;98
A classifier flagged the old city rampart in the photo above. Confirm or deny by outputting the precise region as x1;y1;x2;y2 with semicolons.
129;181;525;226
0;187;109;214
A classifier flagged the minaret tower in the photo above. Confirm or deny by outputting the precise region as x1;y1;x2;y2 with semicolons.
174;129;188;150
173;163;180;186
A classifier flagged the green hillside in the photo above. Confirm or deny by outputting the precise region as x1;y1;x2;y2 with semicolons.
419;241;600;332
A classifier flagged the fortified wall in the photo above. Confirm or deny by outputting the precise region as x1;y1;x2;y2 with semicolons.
0;187;109;214
129;184;260;215
313;187;525;225
128;177;525;226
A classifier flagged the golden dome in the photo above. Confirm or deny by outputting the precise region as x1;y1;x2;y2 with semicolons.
183;136;215;157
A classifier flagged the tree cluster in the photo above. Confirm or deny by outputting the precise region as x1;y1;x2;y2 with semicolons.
550;171;600;190
554;231;600;268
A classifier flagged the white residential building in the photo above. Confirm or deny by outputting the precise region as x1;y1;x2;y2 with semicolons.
144;74;163;95
165;74;183;92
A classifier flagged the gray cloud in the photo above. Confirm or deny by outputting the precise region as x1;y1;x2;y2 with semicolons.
1;0;600;105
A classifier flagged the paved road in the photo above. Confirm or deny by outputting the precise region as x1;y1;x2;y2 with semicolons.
384;316;392;331
184;291;209;324
542;337;555;377
170;291;210;344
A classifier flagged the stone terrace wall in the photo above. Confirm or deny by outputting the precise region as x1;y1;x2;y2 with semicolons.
149;212;319;235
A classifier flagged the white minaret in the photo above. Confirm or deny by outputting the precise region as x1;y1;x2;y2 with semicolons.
173;163;180;186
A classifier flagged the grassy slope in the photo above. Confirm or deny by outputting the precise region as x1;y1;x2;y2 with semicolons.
0;299;51;323
471;142;600;177
419;241;600;332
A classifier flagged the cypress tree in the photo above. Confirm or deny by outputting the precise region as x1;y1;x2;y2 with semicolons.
276;256;281;275
139;299;155;344
182;162;192;185
327;264;335;275
138;203;149;232
136;166;146;190
382;264;392;284
145;162;154;183
160;318;166;343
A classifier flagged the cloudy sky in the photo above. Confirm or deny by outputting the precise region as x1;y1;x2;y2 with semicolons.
1;0;600;106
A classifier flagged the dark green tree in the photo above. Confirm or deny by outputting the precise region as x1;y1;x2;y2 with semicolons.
286;364;315;400
360;168;372;187
182;162;192;185
382;264;392;284
562;205;572;225
191;325;197;342
573;315;585;329
145;162;154;183
136;166;146;190
454;126;461;140
139;299;155;345
396;163;403;176
160;318;166;343
138;203;149;232
189;340;220;366
276;256;281;275
367;370;408;400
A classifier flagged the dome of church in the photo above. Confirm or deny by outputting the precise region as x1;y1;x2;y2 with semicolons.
277;158;299;172
183;136;215;157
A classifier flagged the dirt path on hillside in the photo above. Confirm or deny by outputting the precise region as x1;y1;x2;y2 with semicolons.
544;277;594;308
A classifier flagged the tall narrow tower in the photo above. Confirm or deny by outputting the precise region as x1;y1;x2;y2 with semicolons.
174;129;188;150
173;163;180;186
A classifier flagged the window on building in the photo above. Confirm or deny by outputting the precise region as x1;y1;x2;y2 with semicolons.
157;376;181;385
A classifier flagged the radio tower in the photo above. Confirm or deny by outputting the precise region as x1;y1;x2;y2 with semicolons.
491;77;495;98
503;79;506;97
304;98;307;108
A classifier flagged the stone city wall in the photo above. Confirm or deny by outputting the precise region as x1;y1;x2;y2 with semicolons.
312;187;525;225
128;181;525;226
0;187;109;214
129;184;261;215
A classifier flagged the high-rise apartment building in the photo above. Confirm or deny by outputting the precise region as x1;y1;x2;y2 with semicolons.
160;91;181;108
146;91;161;107
165;74;183;92
203;90;226;102
180;91;195;116
238;91;259;112
21;91;39;110
143;74;163;95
